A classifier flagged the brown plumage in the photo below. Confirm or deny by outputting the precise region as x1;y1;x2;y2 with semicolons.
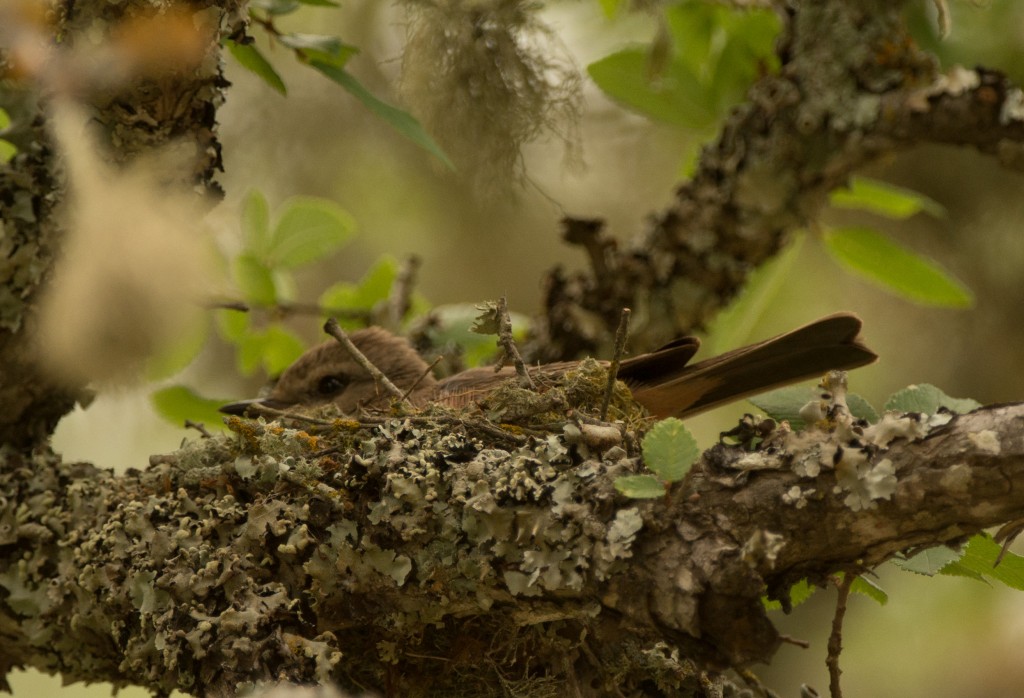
220;313;877;419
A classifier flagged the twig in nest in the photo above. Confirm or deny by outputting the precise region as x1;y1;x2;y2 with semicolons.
601;307;631;420
225;404;335;426
496;295;535;390
387;254;421;329
827;573;855;698
323;317;410;406
184;420;213;438
401;355;442;404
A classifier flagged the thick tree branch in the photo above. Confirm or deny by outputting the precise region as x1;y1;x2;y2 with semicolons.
1;399;1022;696
0;0;245;447
530;2;1024;360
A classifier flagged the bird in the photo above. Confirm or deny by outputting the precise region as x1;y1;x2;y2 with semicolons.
219;313;876;419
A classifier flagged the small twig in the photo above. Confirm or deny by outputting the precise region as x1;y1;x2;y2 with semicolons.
778;634;812;649
496;296;535;390
206;299;250;312
323;317;410;406
184;420;213;438
827;573;855;698
387;254;421;330
601;307;631;420
225;404;335;426
205;297;371;323
401;355;442;404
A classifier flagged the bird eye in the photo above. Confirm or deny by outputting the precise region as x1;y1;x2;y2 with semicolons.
316;374;348;396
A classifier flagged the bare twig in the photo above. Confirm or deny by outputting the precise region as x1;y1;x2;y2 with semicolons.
387;254;421;329
496;296;535;390
184;420;213;439
778;634;812;649
323;317;410;406
205;298;371;324
600;308;631;420
827;573;855;698
401;355;442;404
224;404;335;426
206;299;251;312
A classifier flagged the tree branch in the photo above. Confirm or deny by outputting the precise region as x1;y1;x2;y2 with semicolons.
2;399;1022;695
529;1;1024;360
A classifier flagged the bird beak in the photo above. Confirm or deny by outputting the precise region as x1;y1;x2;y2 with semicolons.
219;398;293;416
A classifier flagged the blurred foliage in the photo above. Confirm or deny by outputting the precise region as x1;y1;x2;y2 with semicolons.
588;1;780;130
0;108;15;163
152;191;360;427
227;0;451;167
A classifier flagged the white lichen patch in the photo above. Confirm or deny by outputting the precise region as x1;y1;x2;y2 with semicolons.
834;456;897;511
782;485;816;509
741;530;785;568
1001;87;1024;124
939;463;972;493
864;412;928;447
968;429;1001;455
785;431;830;478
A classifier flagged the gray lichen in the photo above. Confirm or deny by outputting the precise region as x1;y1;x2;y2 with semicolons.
0;368;711;697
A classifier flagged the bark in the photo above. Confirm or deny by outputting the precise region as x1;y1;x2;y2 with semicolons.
3;0;1024;696
1;394;1021;696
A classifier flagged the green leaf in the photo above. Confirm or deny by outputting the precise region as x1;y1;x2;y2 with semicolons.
0;108;10;130
884;383;981;415
0;139;16;164
830;176;946;219
597;0;625;18
226;40;287;95
309;60;454;170
216;308;250;342
237;333;269;375
763;578;816;611
641;417;699;482
587;49;716;129
319;255;398;318
845;393;879;423
145;315;210;380
940;534;1024;591
267;196;356;268
232;253;278;305
748;386;878;429
664;2;779;111
614;475;666;499
296;0;338;6
823;227;973;308
228;324;306;376
895;545;961;576
850;575;888;605
151;385;232;430
240;190;272;256
280;33;358;68
260;326;307;374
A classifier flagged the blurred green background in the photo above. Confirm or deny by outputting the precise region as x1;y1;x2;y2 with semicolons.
28;0;1024;695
